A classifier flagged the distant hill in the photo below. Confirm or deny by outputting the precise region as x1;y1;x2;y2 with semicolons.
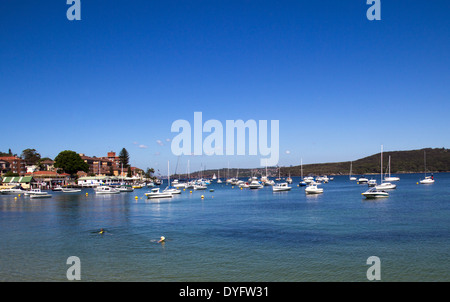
185;148;450;178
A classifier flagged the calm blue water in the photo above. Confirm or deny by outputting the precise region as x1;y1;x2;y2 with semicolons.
1;173;449;281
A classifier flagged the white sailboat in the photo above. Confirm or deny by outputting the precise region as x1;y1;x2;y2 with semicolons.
419;151;435;184
164;161;181;194
349;161;357;181
299;158;307;186
363;145;390;198
384;155;400;182
375;147;397;190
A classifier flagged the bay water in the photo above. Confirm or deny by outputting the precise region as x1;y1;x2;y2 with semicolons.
1;173;449;281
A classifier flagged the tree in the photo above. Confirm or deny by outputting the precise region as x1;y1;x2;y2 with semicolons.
127;166;132;178
54;150;89;177
144;167;155;179
21;148;41;165
119;148;130;168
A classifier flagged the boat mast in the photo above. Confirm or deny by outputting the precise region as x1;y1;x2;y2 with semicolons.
424;151;427;177
301;158;303;180
380;145;383;183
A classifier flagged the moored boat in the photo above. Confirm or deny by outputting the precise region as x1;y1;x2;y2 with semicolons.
145;188;173;199
272;182;291;192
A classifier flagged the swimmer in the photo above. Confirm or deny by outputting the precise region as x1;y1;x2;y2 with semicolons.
99;228;105;235
157;236;165;243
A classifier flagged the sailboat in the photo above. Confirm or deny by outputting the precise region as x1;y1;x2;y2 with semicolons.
362;145;389;199
275;166;281;181
349;161;357;181
286;172;293;184
164;161;181;194
419;151;435;184
384;155;400;182
217;170;222;183
299;158;307;186
375;147;397;190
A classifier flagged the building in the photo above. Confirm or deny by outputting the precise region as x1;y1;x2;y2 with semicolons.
79;153;118;176
24;171;71;188
0;156;27;175
0;176;34;189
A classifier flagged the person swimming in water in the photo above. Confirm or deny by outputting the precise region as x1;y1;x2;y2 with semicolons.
99;228;105;235
157;236;165;243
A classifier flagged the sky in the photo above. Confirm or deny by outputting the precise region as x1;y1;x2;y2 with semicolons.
1;0;449;176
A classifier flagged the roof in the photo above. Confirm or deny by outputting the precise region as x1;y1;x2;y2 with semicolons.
25;171;70;178
0;156;22;161
1;176;34;183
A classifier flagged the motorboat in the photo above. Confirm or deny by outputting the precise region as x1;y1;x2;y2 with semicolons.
94;186;120;194
193;184;207;190
164;187;181;194
62;188;81;193
358;177;369;184
272;182;291;192
145;188;173;199
299;180;307;187
24;188;48;196
362;187;389;199
375;182;397;190
368;179;377;187
419;176;435;184
30;193;52;198
52;186;63;191
0;186;26;195
118;185;134;192
305;184;323;194
248;180;264;189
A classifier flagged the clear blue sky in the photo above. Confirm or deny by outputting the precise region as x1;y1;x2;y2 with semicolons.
1;0;449;175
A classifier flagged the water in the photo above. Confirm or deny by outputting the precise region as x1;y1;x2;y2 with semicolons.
1;173;449;281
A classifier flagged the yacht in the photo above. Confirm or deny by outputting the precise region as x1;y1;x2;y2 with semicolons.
272;182;291;192
305;183;323;194
362;187;389;199
145;188;173;199
94;186;120;194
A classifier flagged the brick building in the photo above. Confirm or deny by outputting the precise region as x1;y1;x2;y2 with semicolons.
0;156;27;175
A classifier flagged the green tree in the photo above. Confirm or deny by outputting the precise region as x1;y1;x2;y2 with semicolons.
119;148;130;168
144;167;155;179
54;150;89;177
21;148;41;165
127;166;132;178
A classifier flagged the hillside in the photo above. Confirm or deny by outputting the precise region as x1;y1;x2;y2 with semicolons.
187;148;450;178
